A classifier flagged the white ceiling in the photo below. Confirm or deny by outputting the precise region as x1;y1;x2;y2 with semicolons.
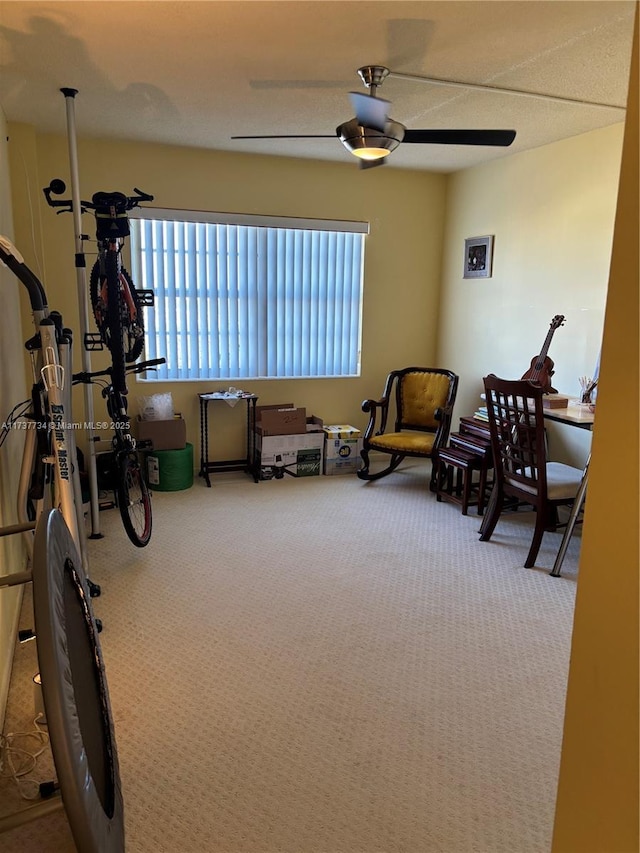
0;1;636;173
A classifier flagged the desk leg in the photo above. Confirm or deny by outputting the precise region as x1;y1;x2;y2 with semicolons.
248;397;258;482
550;456;590;577
199;398;212;488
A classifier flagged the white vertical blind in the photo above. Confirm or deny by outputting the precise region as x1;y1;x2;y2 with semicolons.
130;211;367;380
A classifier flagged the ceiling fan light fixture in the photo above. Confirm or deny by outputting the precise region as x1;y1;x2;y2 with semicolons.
337;118;404;161
353;147;391;161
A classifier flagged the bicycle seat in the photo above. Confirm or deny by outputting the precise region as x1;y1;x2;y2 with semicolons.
91;191;128;210
93;192;131;239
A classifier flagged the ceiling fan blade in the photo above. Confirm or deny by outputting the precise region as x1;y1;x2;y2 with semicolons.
231;134;336;140
403;129;516;146
348;92;390;132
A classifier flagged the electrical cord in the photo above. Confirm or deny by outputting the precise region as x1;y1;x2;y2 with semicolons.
0;714;50;800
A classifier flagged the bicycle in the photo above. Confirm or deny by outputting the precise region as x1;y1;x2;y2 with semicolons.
74;357;165;548
0;236;126;848
43;179;165;547
0;235;95;590
43;179;155;396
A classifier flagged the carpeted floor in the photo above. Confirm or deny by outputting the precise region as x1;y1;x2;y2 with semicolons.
0;463;580;852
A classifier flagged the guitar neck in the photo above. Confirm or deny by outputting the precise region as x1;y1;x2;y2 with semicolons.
534;328;555;369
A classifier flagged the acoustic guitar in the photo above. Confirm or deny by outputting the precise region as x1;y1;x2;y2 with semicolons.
521;314;565;393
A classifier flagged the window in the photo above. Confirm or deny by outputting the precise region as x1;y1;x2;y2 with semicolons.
129;209;368;381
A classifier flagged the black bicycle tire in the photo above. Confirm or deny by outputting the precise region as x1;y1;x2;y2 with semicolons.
121;267;145;364
105;251;128;395
116;452;152;547
89;260;104;338
90;262;145;365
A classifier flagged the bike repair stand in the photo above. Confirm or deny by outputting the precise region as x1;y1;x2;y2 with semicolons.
60;87;102;540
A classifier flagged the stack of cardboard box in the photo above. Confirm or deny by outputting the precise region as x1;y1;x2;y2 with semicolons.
254;405;324;479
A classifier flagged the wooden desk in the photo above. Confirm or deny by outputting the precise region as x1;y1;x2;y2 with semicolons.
543;402;594;576
542;401;594;431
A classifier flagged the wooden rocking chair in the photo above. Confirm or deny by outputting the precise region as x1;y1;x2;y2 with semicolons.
357;366;459;489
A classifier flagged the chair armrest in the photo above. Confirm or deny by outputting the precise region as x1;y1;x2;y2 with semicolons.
361;397;386;413
361;397;389;440
433;403;455;447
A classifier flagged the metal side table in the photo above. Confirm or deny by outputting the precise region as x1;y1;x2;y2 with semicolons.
198;393;259;486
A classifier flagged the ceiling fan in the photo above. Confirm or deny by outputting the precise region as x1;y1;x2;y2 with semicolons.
232;65;517;169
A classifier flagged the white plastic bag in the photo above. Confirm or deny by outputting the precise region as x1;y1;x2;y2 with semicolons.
138;393;174;421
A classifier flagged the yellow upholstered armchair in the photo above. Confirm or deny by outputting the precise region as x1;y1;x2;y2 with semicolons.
357;367;459;488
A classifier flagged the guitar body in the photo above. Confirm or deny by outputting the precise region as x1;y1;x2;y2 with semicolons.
521;314;565;393
521;355;557;393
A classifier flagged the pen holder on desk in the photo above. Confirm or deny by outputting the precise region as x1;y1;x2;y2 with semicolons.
579;376;597;406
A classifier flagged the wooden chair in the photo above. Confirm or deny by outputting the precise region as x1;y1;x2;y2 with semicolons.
480;374;584;568
357;367;458;489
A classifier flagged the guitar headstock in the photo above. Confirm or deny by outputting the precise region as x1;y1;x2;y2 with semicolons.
550;314;566;330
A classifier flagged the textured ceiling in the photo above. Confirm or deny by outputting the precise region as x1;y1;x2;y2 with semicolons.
0;1;636;172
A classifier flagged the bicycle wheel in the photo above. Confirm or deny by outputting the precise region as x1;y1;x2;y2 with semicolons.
104;250;128;394
90;260;145;374
116;452;152;547
119;265;145;364
32;509;125;852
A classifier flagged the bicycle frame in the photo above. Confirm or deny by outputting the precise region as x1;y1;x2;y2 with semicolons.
1;237;88;574
0;232;125;848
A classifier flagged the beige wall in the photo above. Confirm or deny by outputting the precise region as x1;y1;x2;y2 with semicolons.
9;127;446;461
437;123;624;467
552;9;639;849
0;109;28;725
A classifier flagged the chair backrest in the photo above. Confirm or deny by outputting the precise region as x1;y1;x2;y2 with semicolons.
483;374;547;500
394;367;458;432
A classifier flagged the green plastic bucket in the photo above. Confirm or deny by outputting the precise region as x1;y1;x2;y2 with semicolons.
146;443;194;491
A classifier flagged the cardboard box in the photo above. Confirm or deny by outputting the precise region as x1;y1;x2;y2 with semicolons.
255;404;307;436
323;424;363;475
324;456;362;476
256;431;324;479
135;414;186;451
306;415;324;433
323;424;362;441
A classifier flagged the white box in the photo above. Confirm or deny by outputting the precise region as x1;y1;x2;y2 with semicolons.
323;456;362;476
322;425;363;474
256;432;324;479
323;424;362;442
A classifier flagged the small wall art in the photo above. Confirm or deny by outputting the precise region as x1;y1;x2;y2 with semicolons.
463;235;494;278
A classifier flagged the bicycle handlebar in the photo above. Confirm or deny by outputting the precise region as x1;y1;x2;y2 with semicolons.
73;358;166;384
43;179;154;217
0;235;48;312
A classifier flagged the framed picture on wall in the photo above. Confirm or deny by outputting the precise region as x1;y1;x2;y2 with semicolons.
463;235;494;278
